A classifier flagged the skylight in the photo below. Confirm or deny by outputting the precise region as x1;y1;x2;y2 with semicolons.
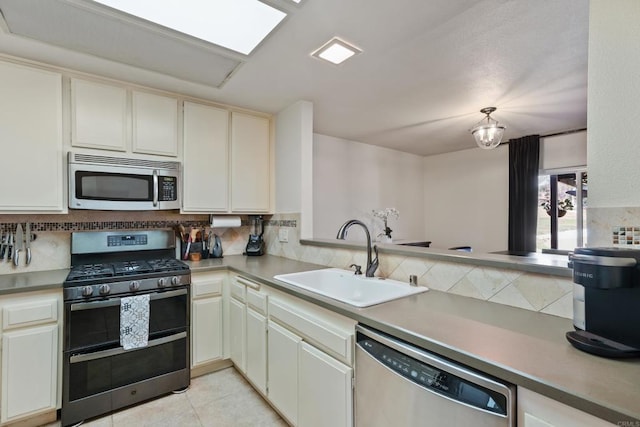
92;0;287;55
311;37;362;65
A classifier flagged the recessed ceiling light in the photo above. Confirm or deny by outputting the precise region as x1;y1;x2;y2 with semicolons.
312;37;362;65
92;0;287;55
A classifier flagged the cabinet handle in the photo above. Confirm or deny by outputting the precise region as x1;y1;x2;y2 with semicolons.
69;331;187;363
70;289;187;311
237;276;261;291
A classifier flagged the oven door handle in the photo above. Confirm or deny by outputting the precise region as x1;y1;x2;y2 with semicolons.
70;288;188;311
69;331;187;364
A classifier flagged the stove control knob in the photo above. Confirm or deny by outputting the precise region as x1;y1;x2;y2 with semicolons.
99;284;111;296
81;286;94;297
158;278;167;288
171;276;180;286
130;281;140;292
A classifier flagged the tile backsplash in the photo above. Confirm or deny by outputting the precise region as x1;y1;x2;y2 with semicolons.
587;206;640;247
0;211;298;275
267;213;574;319
1;210;572;319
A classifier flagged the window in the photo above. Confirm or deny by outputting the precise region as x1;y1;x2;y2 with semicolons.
537;171;587;252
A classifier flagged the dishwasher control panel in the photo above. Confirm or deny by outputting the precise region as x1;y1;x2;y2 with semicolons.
357;331;508;416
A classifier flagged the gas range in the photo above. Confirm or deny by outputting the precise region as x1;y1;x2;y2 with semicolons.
62;229;191;426
63;230;191;302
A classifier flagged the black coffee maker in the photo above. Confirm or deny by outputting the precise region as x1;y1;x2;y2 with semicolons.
567;247;640;357
245;215;265;256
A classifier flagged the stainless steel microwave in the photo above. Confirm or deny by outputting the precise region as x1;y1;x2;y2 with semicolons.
68;152;181;210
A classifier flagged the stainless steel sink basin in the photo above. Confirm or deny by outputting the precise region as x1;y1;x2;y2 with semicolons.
273;268;428;307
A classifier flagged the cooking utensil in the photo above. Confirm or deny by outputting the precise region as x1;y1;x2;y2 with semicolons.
0;233;7;261
6;233;13;261
14;224;23;267
25;223;31;265
183;235;191;260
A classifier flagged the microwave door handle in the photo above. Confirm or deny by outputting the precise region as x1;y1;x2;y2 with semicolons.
152;170;159;207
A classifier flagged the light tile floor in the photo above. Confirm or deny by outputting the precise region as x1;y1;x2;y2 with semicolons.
46;368;287;427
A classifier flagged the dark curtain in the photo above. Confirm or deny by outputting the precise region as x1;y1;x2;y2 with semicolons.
508;135;540;252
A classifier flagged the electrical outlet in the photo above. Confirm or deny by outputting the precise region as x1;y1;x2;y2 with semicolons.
278;228;289;243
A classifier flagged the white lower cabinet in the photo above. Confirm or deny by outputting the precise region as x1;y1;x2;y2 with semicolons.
229;297;246;372
1;325;58;422
229;275;268;392
518;387;615;427
246;299;267;394
0;291;62;425
299;342;353;427
191;272;225;370
192;298;223;365
267;295;356;427
267;321;301;425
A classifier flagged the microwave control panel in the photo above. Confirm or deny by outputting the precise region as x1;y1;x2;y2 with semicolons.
159;176;178;201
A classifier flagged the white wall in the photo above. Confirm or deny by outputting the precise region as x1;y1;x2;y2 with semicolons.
540;130;587;172
313;134;424;242
275;100;314;238
423;146;509;252
587;0;640;208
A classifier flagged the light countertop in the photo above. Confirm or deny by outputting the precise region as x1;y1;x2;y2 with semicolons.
2;255;637;424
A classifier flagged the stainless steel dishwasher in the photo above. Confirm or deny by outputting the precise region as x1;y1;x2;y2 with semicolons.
355;325;515;427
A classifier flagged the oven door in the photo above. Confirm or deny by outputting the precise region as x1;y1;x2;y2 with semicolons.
65;288;189;352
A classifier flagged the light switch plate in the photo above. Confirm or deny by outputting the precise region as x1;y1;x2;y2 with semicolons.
278;228;289;243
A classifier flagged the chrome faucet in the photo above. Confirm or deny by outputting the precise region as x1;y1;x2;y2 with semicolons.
336;219;379;277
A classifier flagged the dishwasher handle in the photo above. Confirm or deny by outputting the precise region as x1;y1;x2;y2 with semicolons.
356;324;515;418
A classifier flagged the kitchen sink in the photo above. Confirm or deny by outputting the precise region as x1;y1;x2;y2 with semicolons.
273;268;428;308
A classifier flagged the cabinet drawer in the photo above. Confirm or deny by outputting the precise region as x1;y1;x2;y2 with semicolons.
230;281;246;302
2;299;58;330
247;288;267;315
192;278;223;298
269;298;353;365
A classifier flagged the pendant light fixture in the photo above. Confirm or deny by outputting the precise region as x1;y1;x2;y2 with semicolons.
470;107;506;149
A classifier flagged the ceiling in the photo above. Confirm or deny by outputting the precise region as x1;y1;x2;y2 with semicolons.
0;0;589;156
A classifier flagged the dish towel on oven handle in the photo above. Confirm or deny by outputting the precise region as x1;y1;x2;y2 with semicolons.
120;294;150;350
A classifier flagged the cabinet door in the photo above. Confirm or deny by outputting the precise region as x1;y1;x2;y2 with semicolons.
230;112;271;212
267;321;301;426
191;296;223;367
0;61;64;212
1;324;58;423
299;342;353;427
246;308;267;394
132;91;179;157
71;78;127;151
229;297;246;373
183;102;229;212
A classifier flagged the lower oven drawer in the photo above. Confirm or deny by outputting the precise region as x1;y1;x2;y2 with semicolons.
66;332;188;402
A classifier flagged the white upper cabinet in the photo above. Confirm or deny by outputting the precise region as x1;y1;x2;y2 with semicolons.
71;78;127;151
230;111;271;212
71;79;180;158
182;102;229;212
183;108;272;214
132;91;179;157
0;61;64;212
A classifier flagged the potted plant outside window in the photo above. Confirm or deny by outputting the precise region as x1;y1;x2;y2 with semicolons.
541;198;574;217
